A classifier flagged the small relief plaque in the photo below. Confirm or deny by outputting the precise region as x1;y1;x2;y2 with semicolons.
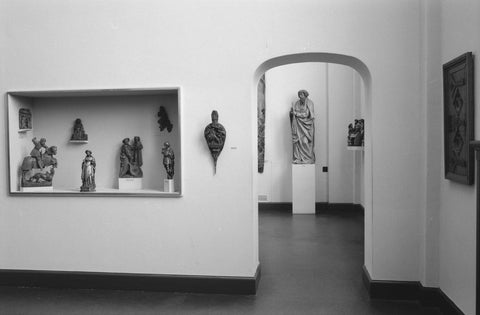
19;108;32;130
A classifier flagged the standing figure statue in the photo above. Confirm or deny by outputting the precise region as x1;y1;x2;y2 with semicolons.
80;150;96;192
30;137;48;168
204;110;226;173
119;137;143;178
161;141;175;179
132;136;143;168
290;90;315;164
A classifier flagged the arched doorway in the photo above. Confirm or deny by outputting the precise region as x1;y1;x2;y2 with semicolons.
253;52;374;271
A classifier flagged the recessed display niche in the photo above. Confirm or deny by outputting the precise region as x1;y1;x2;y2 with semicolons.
7;88;182;196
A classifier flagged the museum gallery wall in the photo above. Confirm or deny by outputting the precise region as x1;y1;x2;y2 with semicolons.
4;1;475;313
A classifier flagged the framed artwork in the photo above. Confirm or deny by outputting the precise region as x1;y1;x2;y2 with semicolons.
443;52;474;185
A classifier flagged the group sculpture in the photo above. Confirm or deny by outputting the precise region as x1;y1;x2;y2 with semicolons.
204;110;226;173
21;137;57;187
290;90;315;164
347;119;364;147
119;137;144;178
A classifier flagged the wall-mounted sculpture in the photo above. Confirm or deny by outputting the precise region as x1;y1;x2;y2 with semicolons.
157;106;173;132
21;137;57;187
162;141;175;179
290;90;315;164
204;110;226;174
258;75;266;173
347;119;364;146
119;137;143;178
70;118;88;141
80;150;96;192
19;108;32;130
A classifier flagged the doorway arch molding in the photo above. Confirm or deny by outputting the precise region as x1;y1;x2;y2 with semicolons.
253;52;375;273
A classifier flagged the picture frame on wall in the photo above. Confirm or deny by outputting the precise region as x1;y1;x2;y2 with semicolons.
443;52;474;185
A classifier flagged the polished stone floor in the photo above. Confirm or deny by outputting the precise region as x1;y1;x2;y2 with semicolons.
0;208;440;314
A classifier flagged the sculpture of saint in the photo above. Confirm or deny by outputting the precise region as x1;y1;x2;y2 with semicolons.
30;137;48;168
132;136;143;168
119;137;143;178
71;118;88;141
290;90;315;164
80;150;96;192
204;110;226;173
161;141;175;179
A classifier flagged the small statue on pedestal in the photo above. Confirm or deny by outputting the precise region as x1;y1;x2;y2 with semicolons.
71;118;88;141
21;137;57;187
347;119;364;146
119;137;143;178
204;110;226;174
161;141;175;179
80;150;96;192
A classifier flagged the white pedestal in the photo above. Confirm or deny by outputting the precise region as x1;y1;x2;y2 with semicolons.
20;186;53;192
292;164;316;214
118;178;143;190
164;179;174;192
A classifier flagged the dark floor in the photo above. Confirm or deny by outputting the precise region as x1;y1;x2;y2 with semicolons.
0;209;440;315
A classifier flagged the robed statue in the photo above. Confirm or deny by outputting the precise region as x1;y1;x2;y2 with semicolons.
161;141;175;179
80;150;96;192
290;90;315;164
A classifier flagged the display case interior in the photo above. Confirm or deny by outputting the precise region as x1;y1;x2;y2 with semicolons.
7;88;182;196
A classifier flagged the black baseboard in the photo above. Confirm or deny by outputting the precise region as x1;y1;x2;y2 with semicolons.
0;264;261;295
258;202;292;212
258;202;364;214
316;202;364;214
362;266;464;315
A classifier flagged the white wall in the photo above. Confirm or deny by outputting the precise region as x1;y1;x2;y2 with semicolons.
420;0;441;290
427;1;480;314
258;63;363;205
0;0;426;285
328;63;359;204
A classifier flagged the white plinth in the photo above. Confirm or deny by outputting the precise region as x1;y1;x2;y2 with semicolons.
164;179;174;192
292;164;316;214
20;186;53;192
118;178;143;190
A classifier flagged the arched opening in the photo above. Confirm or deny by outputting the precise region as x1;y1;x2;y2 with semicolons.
252;52;374;272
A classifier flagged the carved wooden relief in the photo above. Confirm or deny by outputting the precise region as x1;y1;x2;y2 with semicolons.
258;75;266;173
443;52;474;185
